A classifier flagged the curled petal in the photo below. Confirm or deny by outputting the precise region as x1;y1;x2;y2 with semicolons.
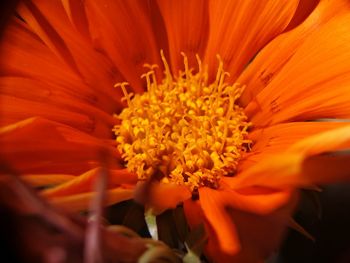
134;181;191;215
49;187;133;212
184;187;297;262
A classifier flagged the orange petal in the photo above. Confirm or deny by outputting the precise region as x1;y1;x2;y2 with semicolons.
0;76;117;138
199;187;241;255
204;191;298;262
184;189;297;262
230;125;350;189
227;154;303;189
239;0;350;106
246;14;350;127
301;153;350;185
204;0;299;79
85;0;161;93
134;181;191;215
49;187;133;212
41;168;137;198
0;117;119;174
230;152;350;189
20;174;76;187
249;121;348;153
0;19;85;95
239;121;349;171
0;19;118;114
183;198;204;229
17;1;79;71
285;0;320;31
199;186;294;257
61;0;90;39
157;0;209;72
17;0;124;107
0;95;94;134
17;161;102;175
201;186;292;217
288;124;350;155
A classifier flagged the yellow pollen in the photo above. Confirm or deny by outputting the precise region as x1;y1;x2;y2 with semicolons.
114;52;252;191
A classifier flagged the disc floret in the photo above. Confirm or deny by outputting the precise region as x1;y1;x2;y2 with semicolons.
114;53;251;191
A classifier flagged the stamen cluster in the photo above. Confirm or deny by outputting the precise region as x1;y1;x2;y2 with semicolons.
114;53;251;190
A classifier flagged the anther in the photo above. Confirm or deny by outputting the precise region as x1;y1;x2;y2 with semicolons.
114;53;252;191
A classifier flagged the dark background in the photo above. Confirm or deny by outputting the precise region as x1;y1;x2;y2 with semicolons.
273;185;350;263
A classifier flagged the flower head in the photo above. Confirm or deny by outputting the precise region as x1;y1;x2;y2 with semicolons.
2;0;350;262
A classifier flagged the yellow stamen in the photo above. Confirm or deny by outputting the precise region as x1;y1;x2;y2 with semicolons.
114;53;252;191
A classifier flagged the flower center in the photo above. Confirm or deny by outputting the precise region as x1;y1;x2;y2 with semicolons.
114;52;251;191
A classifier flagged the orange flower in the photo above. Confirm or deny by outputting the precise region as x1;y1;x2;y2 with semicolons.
2;0;350;262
